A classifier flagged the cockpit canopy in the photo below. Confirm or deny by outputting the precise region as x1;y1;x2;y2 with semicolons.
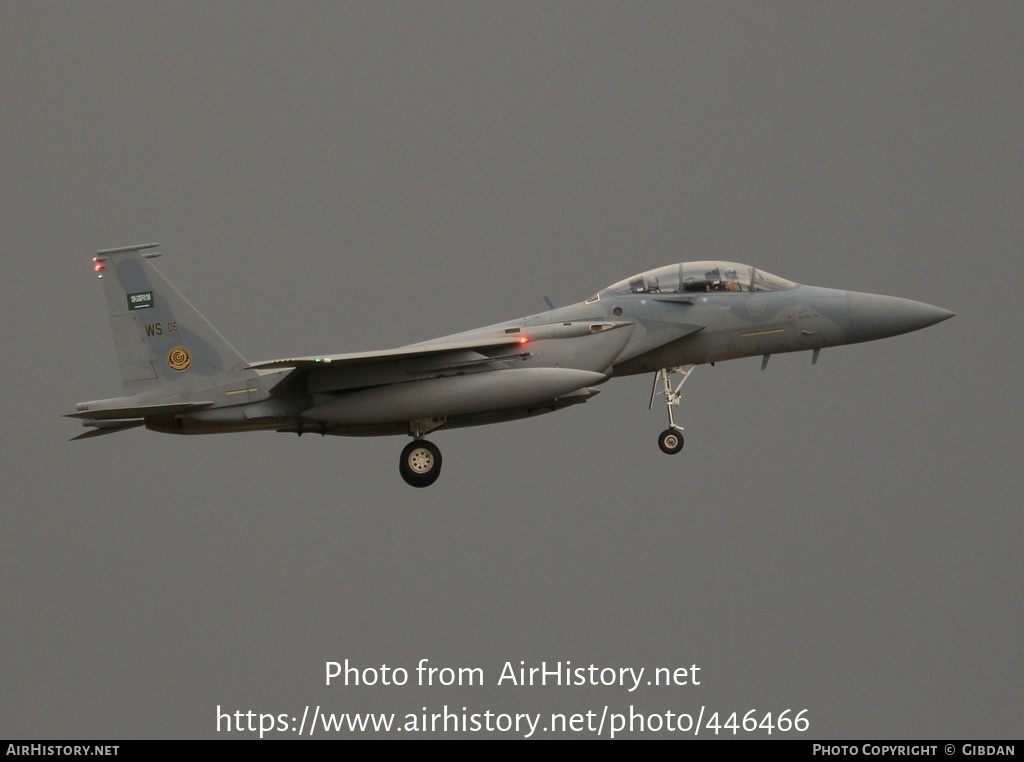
599;261;797;299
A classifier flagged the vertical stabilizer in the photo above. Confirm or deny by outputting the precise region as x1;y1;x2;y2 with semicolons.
92;244;251;397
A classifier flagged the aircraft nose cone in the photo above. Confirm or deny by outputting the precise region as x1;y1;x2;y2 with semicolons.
846;292;954;343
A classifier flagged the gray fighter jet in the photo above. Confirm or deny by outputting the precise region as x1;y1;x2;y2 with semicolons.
70;244;953;487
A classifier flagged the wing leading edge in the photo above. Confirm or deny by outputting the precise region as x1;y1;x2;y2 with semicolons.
248;335;529;370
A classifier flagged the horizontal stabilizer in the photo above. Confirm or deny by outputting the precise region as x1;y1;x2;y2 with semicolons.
250;336;528;370
70;421;145;440
65;401;215;421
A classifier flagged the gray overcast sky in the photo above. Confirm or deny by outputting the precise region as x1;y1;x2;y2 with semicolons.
2;2;1021;739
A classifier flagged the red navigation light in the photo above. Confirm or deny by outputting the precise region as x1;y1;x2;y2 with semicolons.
518;336;529;345
92;260;104;272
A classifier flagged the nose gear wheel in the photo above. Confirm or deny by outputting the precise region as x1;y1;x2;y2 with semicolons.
658;428;684;454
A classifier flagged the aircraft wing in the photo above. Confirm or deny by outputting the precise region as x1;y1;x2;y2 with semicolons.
249;335;528;370
250;327;633;401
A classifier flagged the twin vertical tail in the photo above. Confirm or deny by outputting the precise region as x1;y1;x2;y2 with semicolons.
90;243;251;398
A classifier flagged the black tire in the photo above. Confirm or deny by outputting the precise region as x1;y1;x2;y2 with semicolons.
658;428;684;455
399;440;443;487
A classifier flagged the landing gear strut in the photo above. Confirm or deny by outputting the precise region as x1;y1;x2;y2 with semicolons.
650;365;695;455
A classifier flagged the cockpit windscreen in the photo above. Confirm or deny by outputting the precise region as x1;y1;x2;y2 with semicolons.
603;262;797;296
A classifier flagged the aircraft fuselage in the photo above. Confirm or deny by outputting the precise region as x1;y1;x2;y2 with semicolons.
71;249;953;486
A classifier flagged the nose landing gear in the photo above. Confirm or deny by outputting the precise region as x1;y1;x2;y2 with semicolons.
650;365;695;455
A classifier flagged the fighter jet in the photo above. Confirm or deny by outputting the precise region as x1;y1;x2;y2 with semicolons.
69;243;953;487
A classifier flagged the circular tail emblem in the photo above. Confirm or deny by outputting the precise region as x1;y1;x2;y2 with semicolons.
167;346;191;371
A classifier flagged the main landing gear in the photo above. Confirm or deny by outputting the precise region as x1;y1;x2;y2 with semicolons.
399;417;446;488
650;365;695;456
399;439;442;488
